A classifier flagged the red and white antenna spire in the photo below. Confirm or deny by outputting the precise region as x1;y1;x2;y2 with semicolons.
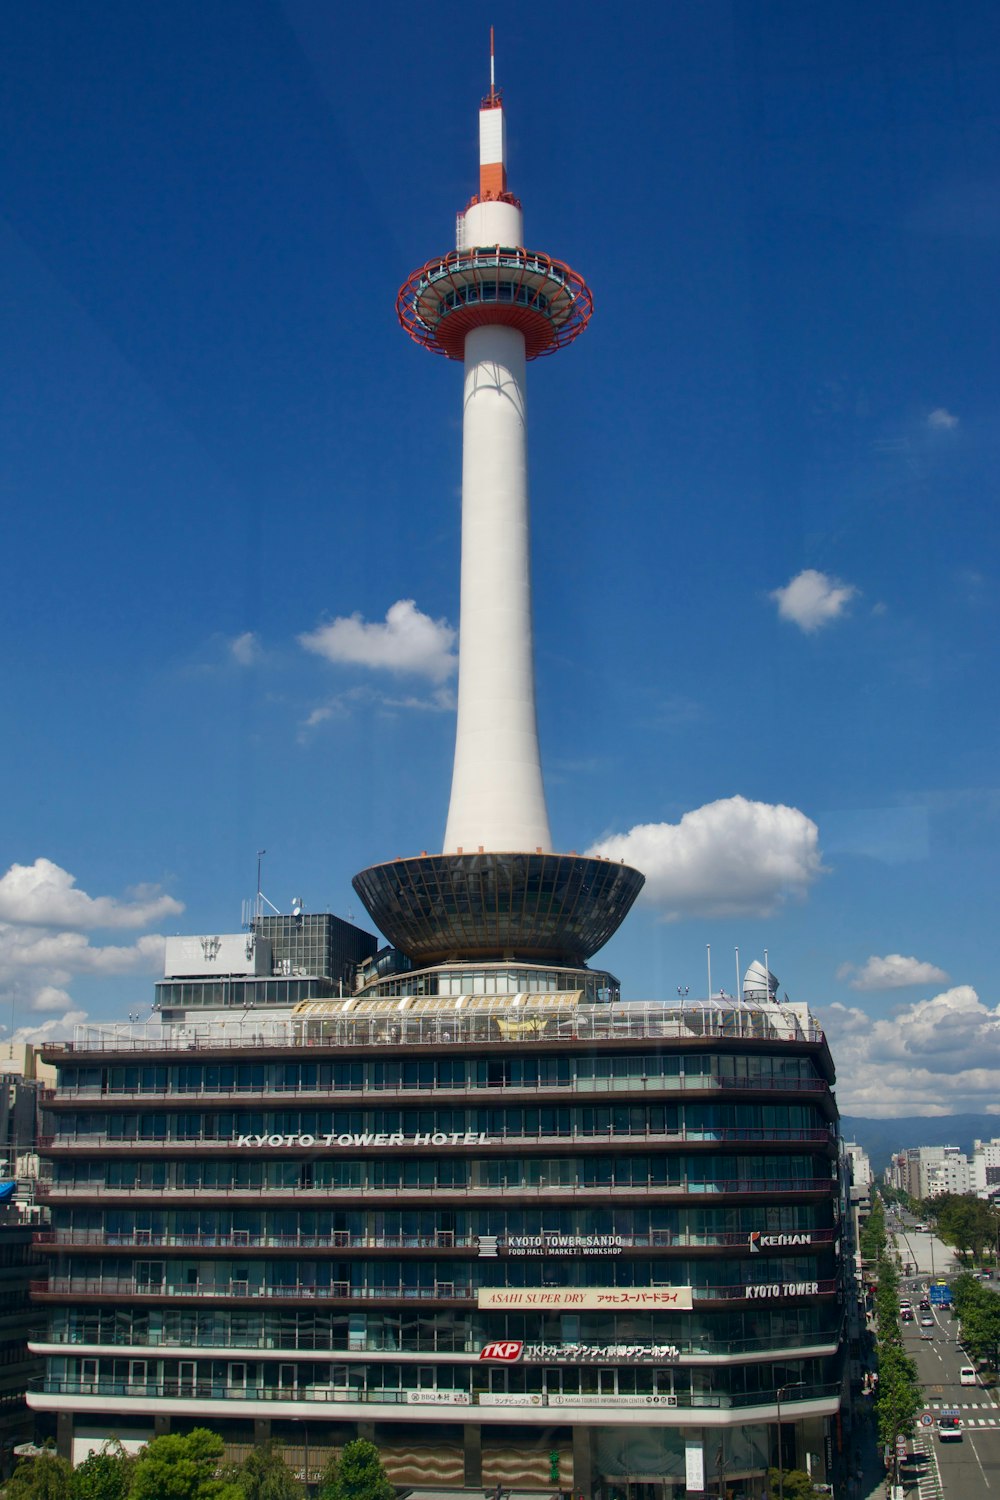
479;27;507;200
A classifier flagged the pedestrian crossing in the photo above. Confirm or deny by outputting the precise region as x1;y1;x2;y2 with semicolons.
928;1400;1000;1425
910;1431;945;1499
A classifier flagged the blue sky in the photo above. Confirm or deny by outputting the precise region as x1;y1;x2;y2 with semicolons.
1;1;998;1114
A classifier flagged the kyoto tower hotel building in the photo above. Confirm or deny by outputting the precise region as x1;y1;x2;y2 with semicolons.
30;50;846;1500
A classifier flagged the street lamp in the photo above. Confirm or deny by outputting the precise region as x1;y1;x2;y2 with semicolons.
774;1382;808;1500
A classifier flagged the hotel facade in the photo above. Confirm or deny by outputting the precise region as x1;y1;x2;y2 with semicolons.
30;970;844;1496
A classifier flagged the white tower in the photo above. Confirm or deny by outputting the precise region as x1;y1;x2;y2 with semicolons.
355;44;642;972
396;37;593;855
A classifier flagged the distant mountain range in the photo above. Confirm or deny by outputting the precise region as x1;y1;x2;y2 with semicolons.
840;1115;1000;1175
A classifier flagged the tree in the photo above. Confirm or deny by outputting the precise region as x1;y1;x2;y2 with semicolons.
129;1430;243;1500
3;1454;73;1500
70;1444;133;1500
875;1343;923;1448
316;1442;393;1500
230;1441;301;1500
765;1470;822;1500
961;1289;1000;1370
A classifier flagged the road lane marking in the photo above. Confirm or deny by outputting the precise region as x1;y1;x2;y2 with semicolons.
970;1433;992;1487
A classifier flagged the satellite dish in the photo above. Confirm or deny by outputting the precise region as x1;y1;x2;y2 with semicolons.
292;897;303;918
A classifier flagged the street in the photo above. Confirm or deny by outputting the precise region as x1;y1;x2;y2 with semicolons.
899;1273;1000;1500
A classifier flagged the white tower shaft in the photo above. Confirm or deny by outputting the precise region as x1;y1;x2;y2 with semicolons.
443;323;552;854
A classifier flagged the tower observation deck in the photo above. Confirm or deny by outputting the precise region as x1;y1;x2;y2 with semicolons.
353;43;642;967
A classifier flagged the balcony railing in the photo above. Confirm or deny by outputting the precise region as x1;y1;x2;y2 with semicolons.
48;1075;832;1102
32;1276;839;1304
36;1177;836;1200
33;1226;839;1252
32;1374;841;1412
38;1126;836;1151
46;1330;842;1360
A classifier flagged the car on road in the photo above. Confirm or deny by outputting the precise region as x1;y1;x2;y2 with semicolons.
919;1315;934;1327
901;1308;914;1322
960;1366;977;1385
919;1298;931;1310
938;1411;963;1441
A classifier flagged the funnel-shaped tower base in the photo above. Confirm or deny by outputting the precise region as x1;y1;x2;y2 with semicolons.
352;851;644;968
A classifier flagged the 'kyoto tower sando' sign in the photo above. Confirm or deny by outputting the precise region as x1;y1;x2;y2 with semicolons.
353;41;643;967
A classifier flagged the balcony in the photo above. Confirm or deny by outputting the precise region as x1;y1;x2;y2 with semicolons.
35;1178;836;1204
37;1126;837;1154
31;1374;842;1414
48;1074;833;1104
31;1276;838;1306
32;1226;839;1253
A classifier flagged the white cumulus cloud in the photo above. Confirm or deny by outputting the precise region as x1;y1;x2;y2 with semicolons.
230;631;262;666
0;859;182;931
299;600;457;684
587;795;824;920
770;569;858;633
927;407;959;430
820;986;1000;1115
837;953;950;991
11;1010;89;1045
0;859;182;1020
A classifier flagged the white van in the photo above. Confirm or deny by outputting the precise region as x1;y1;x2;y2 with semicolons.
960;1366;977;1386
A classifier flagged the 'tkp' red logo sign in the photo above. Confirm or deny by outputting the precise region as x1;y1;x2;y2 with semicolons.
480;1342;523;1362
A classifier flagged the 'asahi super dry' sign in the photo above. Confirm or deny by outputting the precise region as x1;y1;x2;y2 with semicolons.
478;1287;693;1311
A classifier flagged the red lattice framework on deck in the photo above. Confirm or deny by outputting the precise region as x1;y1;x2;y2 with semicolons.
397;246;593;361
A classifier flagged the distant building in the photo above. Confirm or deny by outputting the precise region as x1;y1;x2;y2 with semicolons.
886;1145;969;1201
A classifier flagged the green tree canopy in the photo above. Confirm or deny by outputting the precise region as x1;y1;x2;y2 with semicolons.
129;1430;243;1500
926;1194;999;1263
316;1441;393;1500
3;1453;74;1500
765;1470;823;1500
960;1289;1000;1370
70;1444;133;1500
230;1440;301;1500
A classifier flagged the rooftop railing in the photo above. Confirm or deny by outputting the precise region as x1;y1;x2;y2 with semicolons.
60;1006;825;1055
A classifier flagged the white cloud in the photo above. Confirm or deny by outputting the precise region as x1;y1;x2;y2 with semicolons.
0;859;182;931
0;859;180;1019
1;929;166;979
299;600;457;684
587;796;824;920
11;1010;88;1045
927;407;959;430
821;986;1000;1115
837;953;950;991
230;631;262;666
30;985;74;1013
770;569;858;633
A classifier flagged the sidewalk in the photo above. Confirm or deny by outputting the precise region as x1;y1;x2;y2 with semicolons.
843;1399;893;1500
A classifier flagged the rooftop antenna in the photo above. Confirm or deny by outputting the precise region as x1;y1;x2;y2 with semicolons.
256;850;266;923
489;26;496;104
